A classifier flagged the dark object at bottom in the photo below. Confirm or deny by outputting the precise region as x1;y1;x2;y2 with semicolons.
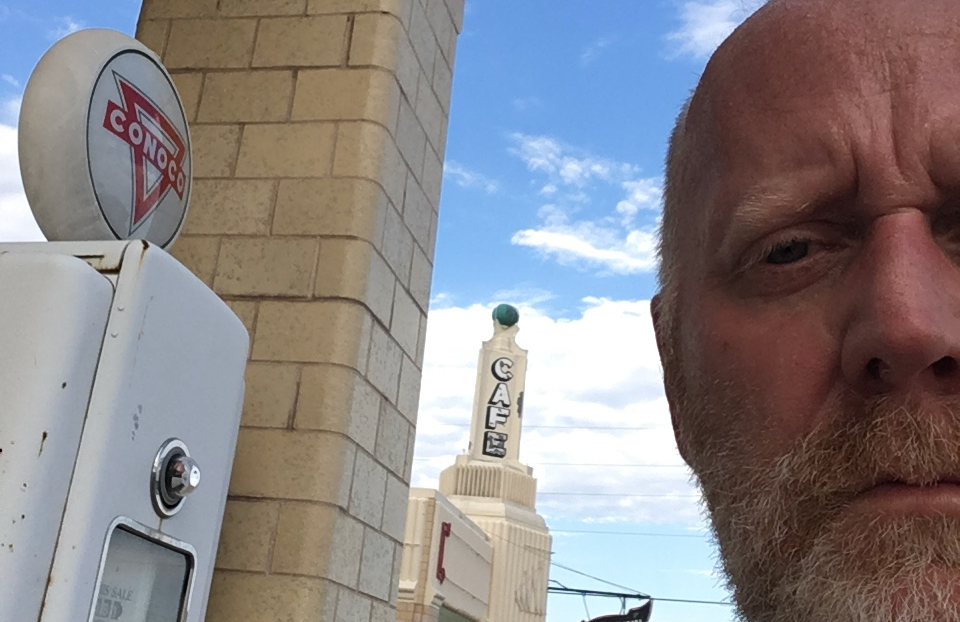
588;601;653;622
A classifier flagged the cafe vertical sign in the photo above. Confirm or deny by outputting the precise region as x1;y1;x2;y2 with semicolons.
468;304;528;463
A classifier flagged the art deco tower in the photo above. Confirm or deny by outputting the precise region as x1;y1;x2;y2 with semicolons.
438;305;551;622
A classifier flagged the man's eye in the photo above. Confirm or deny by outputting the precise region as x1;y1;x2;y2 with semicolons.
765;240;809;264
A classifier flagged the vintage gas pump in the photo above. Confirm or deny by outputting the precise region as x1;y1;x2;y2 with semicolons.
0;30;248;622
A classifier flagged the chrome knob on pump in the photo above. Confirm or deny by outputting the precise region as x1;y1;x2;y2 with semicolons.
151;439;201;517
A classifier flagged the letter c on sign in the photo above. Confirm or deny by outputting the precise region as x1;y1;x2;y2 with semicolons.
491;357;514;381
109;109;126;133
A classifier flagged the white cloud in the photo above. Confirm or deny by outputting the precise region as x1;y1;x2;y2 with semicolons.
508;133;662;275
580;36;615;66
489;287;555;308
511;133;635;188
512;96;542;112
0;105;45;242
1;75;19;89
49;16;84;41
443;160;500;193
512;225;658;274
413;298;701;525
667;0;766;60
617;178;663;225
1;96;20;126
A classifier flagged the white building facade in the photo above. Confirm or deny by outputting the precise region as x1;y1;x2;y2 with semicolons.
398;305;552;622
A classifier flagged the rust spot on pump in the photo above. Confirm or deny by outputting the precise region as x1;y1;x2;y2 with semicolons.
138;239;150;268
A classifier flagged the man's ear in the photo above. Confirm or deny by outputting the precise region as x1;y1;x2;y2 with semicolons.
651;293;691;465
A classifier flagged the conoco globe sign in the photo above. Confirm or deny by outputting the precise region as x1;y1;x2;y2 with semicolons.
18;29;191;249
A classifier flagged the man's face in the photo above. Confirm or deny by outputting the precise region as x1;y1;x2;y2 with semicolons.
659;1;960;620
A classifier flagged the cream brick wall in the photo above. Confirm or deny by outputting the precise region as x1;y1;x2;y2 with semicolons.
135;0;463;620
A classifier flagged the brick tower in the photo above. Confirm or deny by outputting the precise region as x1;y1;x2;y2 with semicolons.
134;1;464;619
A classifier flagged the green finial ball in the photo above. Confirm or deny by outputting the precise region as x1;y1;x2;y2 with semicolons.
493;304;519;327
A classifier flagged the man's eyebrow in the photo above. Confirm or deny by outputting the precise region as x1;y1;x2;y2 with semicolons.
716;190;817;254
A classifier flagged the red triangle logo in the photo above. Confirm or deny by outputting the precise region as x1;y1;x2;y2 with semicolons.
102;74;187;233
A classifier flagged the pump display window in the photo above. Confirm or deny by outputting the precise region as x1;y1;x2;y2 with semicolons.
93;525;192;622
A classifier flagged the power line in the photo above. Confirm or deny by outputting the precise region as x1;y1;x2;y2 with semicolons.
425;423;662;431
550;561;654;596
652;597;734;606
550;561;733;607
552;529;709;539
488;527;710;549
412;458;689;468
470;522;732;607
527;425;659;431
532;462;688;468
486;528;708;549
539;492;700;498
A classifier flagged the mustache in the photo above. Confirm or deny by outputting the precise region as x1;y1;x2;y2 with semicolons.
690;390;960;575
698;392;960;507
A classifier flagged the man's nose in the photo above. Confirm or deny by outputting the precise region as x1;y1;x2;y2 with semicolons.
841;212;960;395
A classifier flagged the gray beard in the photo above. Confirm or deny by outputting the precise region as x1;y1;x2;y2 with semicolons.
680;389;960;622
774;515;960;622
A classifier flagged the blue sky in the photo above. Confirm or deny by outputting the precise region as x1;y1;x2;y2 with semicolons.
0;2;769;621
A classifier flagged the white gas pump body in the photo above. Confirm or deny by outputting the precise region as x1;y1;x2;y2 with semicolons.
0;241;248;622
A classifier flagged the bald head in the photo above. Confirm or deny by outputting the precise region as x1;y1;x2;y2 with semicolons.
658;0;960;319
